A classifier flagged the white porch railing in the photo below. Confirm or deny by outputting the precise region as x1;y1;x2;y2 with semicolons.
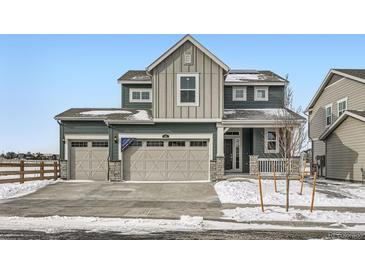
257;158;296;175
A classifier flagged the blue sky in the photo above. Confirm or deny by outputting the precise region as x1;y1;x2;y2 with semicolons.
1;34;365;154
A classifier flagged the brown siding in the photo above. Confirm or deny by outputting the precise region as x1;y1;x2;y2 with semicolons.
151;41;224;119
326;117;365;182
309;77;365;140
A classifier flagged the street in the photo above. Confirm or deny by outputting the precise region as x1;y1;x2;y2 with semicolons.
1;229;365;240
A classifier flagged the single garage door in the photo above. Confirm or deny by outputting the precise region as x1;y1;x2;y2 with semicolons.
70;140;109;180
123;139;210;181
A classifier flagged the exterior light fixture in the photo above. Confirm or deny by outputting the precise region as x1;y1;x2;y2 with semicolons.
162;134;170;139
114;136;118;143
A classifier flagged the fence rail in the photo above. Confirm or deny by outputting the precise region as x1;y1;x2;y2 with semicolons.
0;161;59;184
257;158;300;175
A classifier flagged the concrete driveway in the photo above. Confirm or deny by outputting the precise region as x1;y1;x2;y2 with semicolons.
0;181;222;219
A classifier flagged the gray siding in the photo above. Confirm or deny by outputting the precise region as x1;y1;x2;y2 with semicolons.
121;84;152;109
326;117;365;182
309;77;365;140
109;123;217;161
152;40;224;119
59;121;109;160
252;128;281;158
224;86;284;109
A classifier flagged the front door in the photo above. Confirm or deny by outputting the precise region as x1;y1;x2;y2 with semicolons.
224;130;242;172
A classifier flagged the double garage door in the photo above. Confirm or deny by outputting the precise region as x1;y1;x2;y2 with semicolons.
123;139;210;181
69;140;109;180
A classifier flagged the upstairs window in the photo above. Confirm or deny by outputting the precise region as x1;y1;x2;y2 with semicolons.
177;74;199;106
325;104;332;126
264;128;279;153
232;86;247;101
254;86;269;101
337;98;347;117
129;88;152;103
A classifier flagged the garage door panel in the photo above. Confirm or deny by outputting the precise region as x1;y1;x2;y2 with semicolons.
123;139;209;181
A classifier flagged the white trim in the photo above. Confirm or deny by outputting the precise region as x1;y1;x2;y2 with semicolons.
64;134;109;161
217;127;224;157
254;86;269;101
232;86;247;101
337;97;348;117
224;128;242;172
118;80;151;84
153;118;221;123
146;34;229;72
324;77;346;90
325;103;333;126
225;82;285;86
264;128;279;154
129;88;152;103
176;73;200;107
320;110;365;140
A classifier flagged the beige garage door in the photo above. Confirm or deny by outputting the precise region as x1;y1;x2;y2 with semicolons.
123;139;209;181
70;140;109;180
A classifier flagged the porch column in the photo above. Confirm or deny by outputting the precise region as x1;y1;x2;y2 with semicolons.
217;126;224;157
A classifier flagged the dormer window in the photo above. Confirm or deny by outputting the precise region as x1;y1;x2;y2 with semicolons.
232;86;247;101
177;74;199;106
129;88;152;103
254;86;269;101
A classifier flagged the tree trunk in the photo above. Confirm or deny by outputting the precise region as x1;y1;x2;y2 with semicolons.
286;174;289;212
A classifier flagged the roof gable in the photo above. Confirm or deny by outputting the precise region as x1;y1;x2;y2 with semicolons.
146;34;229;72
306;69;365;111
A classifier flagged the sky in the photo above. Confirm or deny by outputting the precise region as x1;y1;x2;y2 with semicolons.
1;34;365;154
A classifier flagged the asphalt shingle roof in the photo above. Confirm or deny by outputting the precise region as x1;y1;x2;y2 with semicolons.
225;70;287;83
223;108;305;121
334;69;365;81
117;70;151;82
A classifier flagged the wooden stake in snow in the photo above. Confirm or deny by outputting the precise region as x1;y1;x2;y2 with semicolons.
272;162;277;193
299;160;306;195
285;175;289;212
258;175;265;212
310;172;317;212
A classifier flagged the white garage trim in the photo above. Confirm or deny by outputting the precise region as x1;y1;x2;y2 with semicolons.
118;133;213;161
64;134;108;160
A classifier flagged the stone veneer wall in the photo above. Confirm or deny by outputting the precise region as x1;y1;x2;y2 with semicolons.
210;160;217;181
109;161;121;182
60;160;68;179
249;155;259;175
215;156;225;181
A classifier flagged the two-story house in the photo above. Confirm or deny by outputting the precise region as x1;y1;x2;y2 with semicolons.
307;69;365;182
55;35;304;182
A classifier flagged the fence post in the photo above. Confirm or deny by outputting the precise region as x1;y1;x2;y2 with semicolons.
40;161;45;180
20;160;25;184
53;161;58;180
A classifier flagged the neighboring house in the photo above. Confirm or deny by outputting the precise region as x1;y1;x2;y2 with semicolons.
307;69;365;182
55;35;303;182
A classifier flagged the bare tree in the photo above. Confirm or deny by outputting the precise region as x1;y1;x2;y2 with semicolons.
275;75;307;211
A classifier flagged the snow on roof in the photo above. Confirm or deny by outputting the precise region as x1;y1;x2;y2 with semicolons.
224;108;305;121
80;110;132;116
126;110;150;121
225;71;286;83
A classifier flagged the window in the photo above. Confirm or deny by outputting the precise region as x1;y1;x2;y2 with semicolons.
92;141;108;147
129;88;152;103
146;140;164;147
71;141;88;147
232;86;247;101
190;141;208;147
265;128;279;153
337;98;347;117
177;74;199;106
168;141;185;147
225;131;240;136
130;140;142;147
254;86;268;101
325;104;332;126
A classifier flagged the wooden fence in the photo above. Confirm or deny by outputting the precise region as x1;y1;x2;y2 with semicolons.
0;161;59;184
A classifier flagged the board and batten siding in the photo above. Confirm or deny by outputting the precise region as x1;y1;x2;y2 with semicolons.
309;77;365;162
121;84;152;109
326;116;365;182
151;40;224;119
224;86;284;109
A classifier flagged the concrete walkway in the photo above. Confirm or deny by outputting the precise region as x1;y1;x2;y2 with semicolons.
0;180;223;219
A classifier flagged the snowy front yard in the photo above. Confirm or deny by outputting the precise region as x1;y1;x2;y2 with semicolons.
0;180;58;200
215;179;365;227
215;179;365;207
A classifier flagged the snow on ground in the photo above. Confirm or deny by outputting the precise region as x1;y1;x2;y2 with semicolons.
223;206;365;224
1;215;365;234
0;180;58;200
215;179;365;207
